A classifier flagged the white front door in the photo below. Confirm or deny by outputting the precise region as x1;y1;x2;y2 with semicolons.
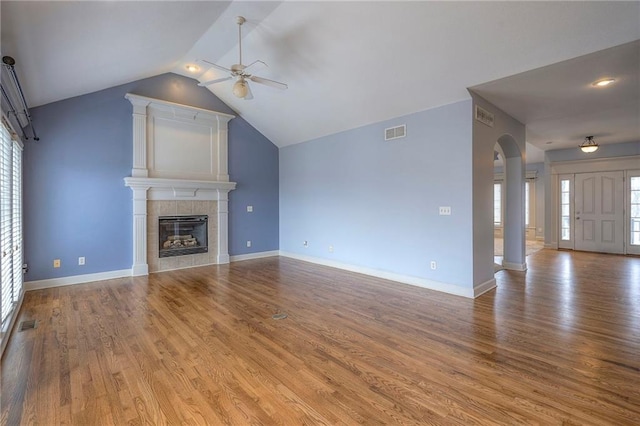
575;171;624;254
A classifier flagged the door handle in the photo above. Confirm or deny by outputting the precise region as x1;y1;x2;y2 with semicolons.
576;217;580;220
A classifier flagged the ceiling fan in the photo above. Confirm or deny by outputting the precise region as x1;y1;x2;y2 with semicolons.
198;16;288;99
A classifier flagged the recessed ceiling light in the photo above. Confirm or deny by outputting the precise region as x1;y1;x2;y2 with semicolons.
185;64;199;73
592;78;615;87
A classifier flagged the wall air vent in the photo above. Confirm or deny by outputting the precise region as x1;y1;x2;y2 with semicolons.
385;124;406;141
475;105;494;128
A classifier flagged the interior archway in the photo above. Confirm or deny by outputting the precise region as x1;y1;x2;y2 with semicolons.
495;134;526;271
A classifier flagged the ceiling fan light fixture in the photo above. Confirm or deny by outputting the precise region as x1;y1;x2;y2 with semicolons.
233;79;249;98
197;15;287;99
580;136;599;153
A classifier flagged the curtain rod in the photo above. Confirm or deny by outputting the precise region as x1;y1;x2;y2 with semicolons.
1;56;39;141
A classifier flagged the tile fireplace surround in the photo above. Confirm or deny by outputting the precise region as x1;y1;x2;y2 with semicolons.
124;94;236;276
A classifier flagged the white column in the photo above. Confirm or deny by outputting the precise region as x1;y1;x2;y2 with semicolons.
216;116;231;182
217;190;230;264
131;186;149;275
125;95;150;177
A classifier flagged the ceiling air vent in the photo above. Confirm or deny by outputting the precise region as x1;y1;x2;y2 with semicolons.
385;124;406;141
475;105;494;128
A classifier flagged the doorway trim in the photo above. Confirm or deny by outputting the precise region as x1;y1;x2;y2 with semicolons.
549;155;640;254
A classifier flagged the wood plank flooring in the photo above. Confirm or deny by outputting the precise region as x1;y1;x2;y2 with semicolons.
2;250;639;425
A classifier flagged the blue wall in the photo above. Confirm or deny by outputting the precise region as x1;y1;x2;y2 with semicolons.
24;73;278;281
279;100;474;289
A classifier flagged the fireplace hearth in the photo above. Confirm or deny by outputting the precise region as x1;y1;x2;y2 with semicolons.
159;215;208;258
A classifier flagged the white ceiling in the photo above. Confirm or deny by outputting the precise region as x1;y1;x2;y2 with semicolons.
2;1;639;156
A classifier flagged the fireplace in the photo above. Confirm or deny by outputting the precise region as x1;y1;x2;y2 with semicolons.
159;215;208;258
124;93;236;276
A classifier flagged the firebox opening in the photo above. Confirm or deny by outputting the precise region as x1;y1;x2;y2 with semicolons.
159;215;208;258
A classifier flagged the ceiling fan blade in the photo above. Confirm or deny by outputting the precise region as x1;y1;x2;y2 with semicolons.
243;60;267;72
199;59;233;74
198;76;232;87
249;75;288;90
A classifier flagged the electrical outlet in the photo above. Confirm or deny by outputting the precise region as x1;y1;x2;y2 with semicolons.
78;256;85;265
53;259;61;268
247;205;253;212
246;240;252;248
329;245;334;253
439;206;452;215
430;261;437;270
303;240;309;248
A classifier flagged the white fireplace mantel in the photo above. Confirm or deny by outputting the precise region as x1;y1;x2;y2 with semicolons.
123;94;236;276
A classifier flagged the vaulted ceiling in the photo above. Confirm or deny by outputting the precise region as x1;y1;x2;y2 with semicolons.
2;1;639;157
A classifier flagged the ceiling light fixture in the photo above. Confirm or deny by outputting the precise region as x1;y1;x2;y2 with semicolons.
185;64;199;72
580;135;599;153
232;78;249;98
592;78;615;87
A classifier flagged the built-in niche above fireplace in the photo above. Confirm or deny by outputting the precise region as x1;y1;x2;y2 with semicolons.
123;94;237;276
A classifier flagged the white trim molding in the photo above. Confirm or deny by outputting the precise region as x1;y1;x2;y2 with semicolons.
474;278;497;297
124;94;236;275
230;251;280;262
25;269;132;291
124;177;236;275
280;251;484;299
502;261;527;271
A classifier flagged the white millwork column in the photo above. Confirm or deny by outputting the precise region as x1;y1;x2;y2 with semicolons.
217;189;230;264
125;94;150;178
130;184;150;275
216;115;232;182
124;94;236;276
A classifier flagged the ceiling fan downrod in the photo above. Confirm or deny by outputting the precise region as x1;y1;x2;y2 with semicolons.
237;16;245;68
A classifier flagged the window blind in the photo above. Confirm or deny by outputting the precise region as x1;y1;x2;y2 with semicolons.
12;139;23;306
0;118;22;326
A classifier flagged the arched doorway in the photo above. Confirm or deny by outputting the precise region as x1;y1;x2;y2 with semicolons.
495;134;526;271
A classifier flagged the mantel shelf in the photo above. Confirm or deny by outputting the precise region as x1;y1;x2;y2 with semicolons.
124;177;237;192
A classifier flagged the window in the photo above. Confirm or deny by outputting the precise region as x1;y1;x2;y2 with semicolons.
525;181;530;227
560;179;571;241
494;183;501;226
1;119;23;336
631;176;640;246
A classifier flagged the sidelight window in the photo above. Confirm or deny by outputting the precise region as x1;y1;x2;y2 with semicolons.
631;176;640;246
560;179;571;241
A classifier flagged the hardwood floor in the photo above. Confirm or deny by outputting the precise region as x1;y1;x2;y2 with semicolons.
2;250;639;425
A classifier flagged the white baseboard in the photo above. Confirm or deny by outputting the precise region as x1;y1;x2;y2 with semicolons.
23;252;496;300
502;261;527;271
279;251;476;298
230;250;279;262
474;278;497;297
25;251;279;290
25;269;132;291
